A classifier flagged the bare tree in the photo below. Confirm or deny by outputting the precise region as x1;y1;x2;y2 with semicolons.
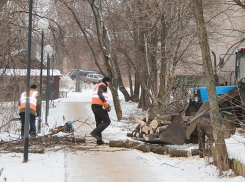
192;0;229;174
233;0;245;9
57;0;124;119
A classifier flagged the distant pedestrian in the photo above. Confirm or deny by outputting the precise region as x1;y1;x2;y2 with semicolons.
19;84;41;138
90;76;111;145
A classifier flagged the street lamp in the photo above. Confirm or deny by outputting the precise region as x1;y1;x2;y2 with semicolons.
44;45;53;126
50;54;54;104
37;18;49;133
23;0;33;163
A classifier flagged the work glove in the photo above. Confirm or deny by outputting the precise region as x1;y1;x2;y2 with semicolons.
103;102;109;109
103;102;111;112
107;104;111;112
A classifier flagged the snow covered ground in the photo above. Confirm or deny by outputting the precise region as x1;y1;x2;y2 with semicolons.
0;75;245;182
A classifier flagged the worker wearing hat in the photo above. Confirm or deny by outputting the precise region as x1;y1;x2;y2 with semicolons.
19;84;41;139
90;76;111;145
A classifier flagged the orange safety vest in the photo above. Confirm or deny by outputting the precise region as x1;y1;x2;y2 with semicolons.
19;90;38;111
91;82;108;105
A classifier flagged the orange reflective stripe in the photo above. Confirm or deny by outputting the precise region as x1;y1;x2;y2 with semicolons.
91;82;108;105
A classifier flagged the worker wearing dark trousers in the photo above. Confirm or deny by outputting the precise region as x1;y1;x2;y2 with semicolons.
19;84;41;139
90;77;111;145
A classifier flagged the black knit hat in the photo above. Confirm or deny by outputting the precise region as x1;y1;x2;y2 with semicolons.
102;77;111;83
31;84;37;89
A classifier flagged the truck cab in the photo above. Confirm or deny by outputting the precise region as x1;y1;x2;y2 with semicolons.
186;48;245;117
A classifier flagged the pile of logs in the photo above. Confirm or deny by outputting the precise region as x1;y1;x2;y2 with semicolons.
130;114;172;142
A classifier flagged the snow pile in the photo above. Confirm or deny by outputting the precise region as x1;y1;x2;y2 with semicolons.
226;134;245;165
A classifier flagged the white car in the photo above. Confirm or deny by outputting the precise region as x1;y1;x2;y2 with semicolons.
86;73;103;84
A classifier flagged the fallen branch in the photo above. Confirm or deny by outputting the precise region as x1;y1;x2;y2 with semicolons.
11;147;46;154
0;136;86;153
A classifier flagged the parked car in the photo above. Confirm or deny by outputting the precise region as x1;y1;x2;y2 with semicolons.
67;69;76;77
70;70;95;80
85;73;103;84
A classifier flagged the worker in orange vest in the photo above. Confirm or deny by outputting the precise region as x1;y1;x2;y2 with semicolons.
19;84;41;139
90;77;111;145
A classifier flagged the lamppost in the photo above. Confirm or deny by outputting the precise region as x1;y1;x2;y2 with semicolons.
37;18;49;133
50;54;54;104
44;45;53;126
23;0;33;163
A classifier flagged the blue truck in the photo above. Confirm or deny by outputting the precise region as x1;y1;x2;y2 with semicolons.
159;47;245;145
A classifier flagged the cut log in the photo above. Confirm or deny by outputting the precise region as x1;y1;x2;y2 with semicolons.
151;146;169;155
149;128;155;134
156;126;168;133
169;148;191;157
144;133;159;141
123;140;142;148
136;132;143;138
150;119;171;128
109;140;141;148
135;144;152;152
135;118;145;127
70;137;86;143
159;120;171;126
191;149;200;156
142;125;151;134
109;140;125;147
49;136;86;143
109;139;195;158
150;119;158;129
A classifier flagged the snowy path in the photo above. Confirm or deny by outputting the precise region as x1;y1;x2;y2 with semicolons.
63;102;167;182
64;149;168;182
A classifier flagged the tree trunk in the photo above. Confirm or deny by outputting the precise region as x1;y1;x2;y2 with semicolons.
119;48;138;102
132;73;140;102
89;0;123;120
147;23;158;97
113;54;131;101
75;65;80;92
108;8;132;102
127;58;133;97
158;14;167;99
110;83;122;120
109;139;199;157
192;0;229;174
